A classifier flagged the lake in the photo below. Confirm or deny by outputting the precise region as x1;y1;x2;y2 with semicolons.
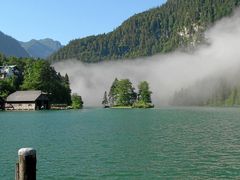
1;107;240;179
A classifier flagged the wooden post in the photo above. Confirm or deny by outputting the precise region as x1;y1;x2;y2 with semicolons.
15;162;19;180
16;148;37;180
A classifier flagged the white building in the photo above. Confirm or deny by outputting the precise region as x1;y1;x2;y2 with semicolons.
0;65;19;79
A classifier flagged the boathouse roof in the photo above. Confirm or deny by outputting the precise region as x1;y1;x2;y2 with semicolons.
6;91;47;102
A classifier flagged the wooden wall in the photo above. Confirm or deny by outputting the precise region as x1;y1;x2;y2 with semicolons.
5;103;36;111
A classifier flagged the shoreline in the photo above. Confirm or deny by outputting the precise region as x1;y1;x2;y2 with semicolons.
110;106;133;109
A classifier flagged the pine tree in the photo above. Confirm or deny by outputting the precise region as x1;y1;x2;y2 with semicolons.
102;91;109;107
115;79;136;106
138;81;152;104
108;78;118;106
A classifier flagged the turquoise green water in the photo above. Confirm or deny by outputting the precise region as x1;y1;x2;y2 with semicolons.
1;107;240;179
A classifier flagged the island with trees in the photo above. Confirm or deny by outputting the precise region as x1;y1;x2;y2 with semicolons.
102;78;154;108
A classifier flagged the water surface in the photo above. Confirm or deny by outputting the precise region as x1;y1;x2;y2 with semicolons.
0;107;240;179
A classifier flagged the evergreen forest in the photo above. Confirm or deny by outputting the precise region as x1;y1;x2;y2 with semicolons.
171;73;240;107
49;0;240;63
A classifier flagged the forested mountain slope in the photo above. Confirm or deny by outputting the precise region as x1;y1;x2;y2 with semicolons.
49;0;240;63
171;72;240;107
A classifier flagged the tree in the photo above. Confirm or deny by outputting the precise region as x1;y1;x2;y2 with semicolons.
138;81;152;103
102;91;109;107
115;79;136;106
21;60;72;104
0;53;6;65
62;73;72;105
0;79;15;98
108;78;119;106
71;93;84;109
132;81;154;108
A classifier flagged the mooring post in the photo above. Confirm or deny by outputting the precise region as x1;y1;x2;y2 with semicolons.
15;162;19;180
16;148;37;180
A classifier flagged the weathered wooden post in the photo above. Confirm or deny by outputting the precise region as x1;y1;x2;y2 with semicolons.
16;148;37;180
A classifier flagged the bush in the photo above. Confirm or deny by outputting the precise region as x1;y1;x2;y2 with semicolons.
71;93;84;109
132;101;154;108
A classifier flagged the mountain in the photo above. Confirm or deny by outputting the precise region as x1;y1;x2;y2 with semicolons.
20;38;62;59
0;31;29;58
49;0;240;63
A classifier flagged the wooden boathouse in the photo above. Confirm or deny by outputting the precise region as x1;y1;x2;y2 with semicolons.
5;90;49;110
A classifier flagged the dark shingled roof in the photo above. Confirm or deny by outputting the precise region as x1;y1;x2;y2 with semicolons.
6;91;44;102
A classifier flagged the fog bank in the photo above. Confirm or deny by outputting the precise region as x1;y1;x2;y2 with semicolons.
54;10;240;107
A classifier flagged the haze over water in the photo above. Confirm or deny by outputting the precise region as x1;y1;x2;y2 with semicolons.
54;10;240;107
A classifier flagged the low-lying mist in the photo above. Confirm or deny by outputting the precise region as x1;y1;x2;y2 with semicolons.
54;10;240;107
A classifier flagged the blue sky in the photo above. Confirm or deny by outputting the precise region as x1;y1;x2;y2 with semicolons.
0;0;166;45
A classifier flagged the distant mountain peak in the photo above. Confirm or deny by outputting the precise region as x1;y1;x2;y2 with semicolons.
0;31;29;58
20;38;63;59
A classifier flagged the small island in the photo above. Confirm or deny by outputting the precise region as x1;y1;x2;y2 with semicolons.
102;78;154;108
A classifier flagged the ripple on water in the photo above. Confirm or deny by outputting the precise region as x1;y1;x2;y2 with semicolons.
0;108;240;179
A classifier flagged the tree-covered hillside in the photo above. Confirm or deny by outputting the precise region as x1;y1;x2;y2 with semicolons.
49;0;240;63
171;71;240;107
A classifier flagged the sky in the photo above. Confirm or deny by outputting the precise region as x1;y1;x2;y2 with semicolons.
0;0;166;45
